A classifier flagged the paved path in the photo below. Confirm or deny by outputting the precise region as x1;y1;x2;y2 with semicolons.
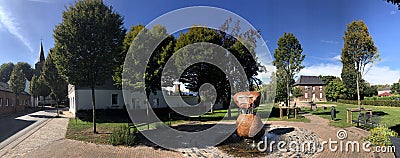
1;110;395;158
268;114;395;158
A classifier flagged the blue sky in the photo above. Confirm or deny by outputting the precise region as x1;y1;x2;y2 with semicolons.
0;0;399;85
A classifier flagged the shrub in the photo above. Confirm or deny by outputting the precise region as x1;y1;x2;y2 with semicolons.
337;99;400;107
108;125;136;146
366;126;398;146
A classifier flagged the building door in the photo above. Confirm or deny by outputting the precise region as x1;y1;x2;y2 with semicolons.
312;93;316;102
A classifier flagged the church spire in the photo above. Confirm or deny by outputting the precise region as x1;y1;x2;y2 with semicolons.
38;41;45;62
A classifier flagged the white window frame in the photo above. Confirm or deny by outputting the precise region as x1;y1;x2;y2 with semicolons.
305;93;308;98
320;92;323;99
6;98;9;106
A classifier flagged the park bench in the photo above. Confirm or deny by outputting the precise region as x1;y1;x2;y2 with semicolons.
352;113;380;127
390;136;400;158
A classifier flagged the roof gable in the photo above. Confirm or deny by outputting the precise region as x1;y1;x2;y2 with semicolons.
294;76;325;86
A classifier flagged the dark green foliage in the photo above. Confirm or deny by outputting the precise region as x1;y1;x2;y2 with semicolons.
42;51;68;115
364;85;378;97
273;33;305;105
52;0;125;133
325;78;346;101
16;62;34;81
319;75;340;84
338;99;400;107
0;62;15;83
391;79;400;94
108;125;136;146
10;64;26;95
291;87;303;98
341;20;379;108
365;95;400;101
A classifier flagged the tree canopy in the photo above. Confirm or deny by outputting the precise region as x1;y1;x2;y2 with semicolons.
52;0;126;133
273;33;305;105
0;62;14;83
341;20;379;108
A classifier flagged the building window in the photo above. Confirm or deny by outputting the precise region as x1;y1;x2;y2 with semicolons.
305;86;308;90
320;92;323;99
112;94;118;105
305;93;308;98
0;98;2;107
312;87;315;91
6;98;9;106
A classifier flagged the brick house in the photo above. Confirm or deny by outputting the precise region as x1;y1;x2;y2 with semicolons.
0;82;31;115
293;76;326;102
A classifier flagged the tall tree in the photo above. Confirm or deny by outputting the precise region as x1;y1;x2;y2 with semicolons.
37;75;51;107
42;51;68;116
29;75;39;108
10;65;27;113
16;62;34;81
52;0;125;133
319;75;340;85
273;33;305;106
386;0;400;9
113;24;145;87
341;20;379;109
0;62;15;83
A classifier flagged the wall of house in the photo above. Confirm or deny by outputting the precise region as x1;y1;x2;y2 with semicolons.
0;91;31;115
295;85;326;102
69;89;125;112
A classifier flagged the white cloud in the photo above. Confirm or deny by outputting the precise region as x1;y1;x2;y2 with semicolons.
298;63;400;85
333;55;341;61
0;5;33;52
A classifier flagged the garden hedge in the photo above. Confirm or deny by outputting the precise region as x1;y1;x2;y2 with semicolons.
338;99;400;107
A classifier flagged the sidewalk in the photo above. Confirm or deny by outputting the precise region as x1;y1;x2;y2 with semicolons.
1;111;184;158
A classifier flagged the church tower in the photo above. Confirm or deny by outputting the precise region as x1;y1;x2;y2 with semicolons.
34;42;45;76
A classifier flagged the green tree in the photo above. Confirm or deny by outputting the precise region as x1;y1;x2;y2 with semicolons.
16;62;34;81
113;24;145;87
10;64;27;113
52;0;125;133
341;20;380;109
42;51;68;116
0;62;15;83
29;75;39;107
291;87;303;98
37;75;51;107
319;75;340;84
364;84;378;97
391;79;400;94
273;33;306;106
325;78;346;101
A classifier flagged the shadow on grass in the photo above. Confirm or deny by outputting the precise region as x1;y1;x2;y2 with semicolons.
372;111;389;116
390;124;400;134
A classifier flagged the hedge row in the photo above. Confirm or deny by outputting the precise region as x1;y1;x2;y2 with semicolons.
337;99;400;107
364;95;400;101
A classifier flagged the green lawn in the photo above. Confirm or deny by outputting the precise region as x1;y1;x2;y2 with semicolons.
313;102;400;132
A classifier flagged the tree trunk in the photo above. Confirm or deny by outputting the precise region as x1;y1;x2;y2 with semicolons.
91;86;96;133
286;79;290;107
356;74;361;109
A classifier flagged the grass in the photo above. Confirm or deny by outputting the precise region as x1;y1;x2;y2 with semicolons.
312;102;400;131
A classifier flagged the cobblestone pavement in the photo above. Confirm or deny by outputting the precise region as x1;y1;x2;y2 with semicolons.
268;114;395;158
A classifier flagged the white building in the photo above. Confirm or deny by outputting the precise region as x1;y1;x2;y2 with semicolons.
68;80;199;116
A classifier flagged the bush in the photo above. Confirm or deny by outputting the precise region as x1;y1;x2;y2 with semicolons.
108;125;136;146
366;126;398;146
337;99;400;107
365;95;400;101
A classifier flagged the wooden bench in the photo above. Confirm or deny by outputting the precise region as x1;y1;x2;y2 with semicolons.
352;113;380;127
390;136;400;158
